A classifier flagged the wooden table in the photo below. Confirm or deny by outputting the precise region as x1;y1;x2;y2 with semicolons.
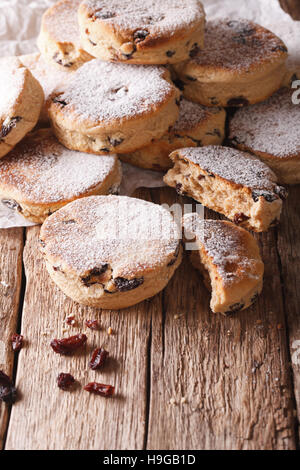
0;185;299;450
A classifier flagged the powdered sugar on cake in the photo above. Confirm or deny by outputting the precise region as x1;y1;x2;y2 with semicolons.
83;0;204;35
179;146;278;191
230;88;300;158
191;19;287;72
0;131;119;203
41;196;181;276
44;0;81;45
53;60;175;123
0;59;25;118
184;215;259;285
172;99;212;133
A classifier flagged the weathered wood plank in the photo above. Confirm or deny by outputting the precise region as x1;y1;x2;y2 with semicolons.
147;188;297;450
0;228;24;449
5;207;154;450
276;185;300;441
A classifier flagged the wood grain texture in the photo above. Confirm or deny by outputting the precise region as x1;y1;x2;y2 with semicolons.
0;228;24;449
5;219;153;450
3;187;299;449
279;0;300;19
146;189;297;450
276;185;300;441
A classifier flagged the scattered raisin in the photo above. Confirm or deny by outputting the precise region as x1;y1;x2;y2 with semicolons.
0;370;17;404
85;319;100;330
11;334;23;352
175;183;183;194
95;11;115;20
84;382;115;397
114;277;144;292
89;348;109;370
252;191;278;203
234;213;249;225
57;373;75;391
50;333;87;355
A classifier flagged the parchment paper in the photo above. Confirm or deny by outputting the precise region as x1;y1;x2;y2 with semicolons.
0;0;298;227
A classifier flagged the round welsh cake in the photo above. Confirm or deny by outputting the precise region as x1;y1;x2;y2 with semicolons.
40;195;183;309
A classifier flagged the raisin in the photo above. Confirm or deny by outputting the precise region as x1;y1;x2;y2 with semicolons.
0;116;22;139
0;370;17;404
175;183;183;194
1;199;22;212
81;265;108;287
53;265;62;272
210;97;219;105
108;137;124;147
189;136;202;146
173;78;185;91
89;38;97;46
66;315;75;325
186;75;197;81
166;50;175;57
85;319;100;330
57;373;75;391
189;43;199;58
204;169;215;177
50;333;87;355
272;45;288;53
275;186;288;200
252;191;278;203
114;277;144;292
63;219;76;225
39;239;46;248
198;174;205;180
134;30;149;43
95;11;115;20
167;243;181;267
206;128;221;138
100;148;110;153
11;334;23;352
84;382;115;397
227;97;249;107
89;347;109;370
53;96;67;107
225;302;245;315
234;213;249;225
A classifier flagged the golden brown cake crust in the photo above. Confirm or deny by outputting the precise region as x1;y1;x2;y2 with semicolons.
173;19;287;107
40;195;182;309
183;214;264;315
78;0;205;64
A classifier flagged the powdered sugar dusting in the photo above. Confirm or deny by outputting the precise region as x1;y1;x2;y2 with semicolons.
230;88;300;158
53;59;175;123
43;0;81;45
184;215;260;285
173;99;213;133
191;19;287;72
83;0;204;35
41;195;181;276
179;146;278;190
0;130;120;203
20;53;73;104
0;58;25;118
